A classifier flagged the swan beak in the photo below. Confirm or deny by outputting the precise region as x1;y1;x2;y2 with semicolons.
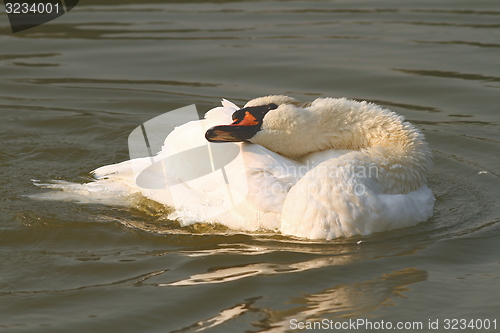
205;124;259;142
206;103;278;142
205;107;263;142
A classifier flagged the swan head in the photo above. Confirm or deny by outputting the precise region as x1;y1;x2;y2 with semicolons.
206;95;320;158
205;102;279;143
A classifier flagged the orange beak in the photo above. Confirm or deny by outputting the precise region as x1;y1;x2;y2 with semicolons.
205;103;277;142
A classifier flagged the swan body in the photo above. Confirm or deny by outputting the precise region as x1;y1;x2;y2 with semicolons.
92;96;435;239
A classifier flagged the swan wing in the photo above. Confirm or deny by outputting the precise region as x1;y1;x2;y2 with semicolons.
91;100;241;206
221;98;240;110
242;144;303;214
280;156;435;240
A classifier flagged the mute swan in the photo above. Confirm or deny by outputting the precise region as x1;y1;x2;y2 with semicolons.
92;95;435;240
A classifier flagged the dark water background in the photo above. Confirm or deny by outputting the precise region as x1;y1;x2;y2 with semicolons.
1;1;500;332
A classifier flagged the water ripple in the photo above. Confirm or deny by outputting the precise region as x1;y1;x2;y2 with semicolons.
393;68;500;83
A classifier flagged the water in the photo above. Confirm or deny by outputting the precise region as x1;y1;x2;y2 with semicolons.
1;0;500;332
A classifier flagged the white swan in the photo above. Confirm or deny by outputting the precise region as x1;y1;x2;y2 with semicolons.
92;95;435;240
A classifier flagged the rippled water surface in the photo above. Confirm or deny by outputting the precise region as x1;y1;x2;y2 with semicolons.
1;1;500;332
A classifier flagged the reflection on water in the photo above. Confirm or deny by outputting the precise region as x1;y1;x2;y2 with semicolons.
260;268;427;332
171;301;254;333
170;268;427;333
162;256;354;286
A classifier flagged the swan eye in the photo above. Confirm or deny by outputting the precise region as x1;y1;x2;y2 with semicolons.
231;103;278;122
267;103;278;110
232;109;246;121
